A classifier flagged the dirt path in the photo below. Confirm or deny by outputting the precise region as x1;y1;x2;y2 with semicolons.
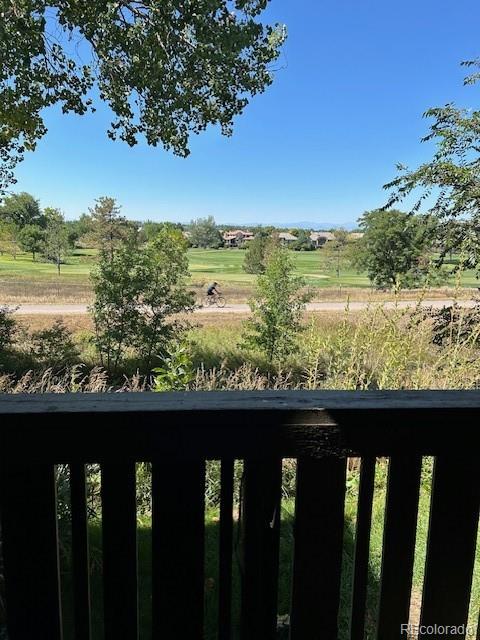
8;299;476;315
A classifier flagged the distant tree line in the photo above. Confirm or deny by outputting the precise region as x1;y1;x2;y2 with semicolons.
0;193;71;273
0;190;467;289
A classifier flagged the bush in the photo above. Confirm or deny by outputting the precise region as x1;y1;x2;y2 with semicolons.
426;303;480;346
153;343;194;391
91;230;194;372
242;246;312;363
301;302;480;390
28;320;79;366
0;306;17;354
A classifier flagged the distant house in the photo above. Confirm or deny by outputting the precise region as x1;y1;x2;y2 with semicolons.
310;231;335;248
278;232;298;245
349;232;364;241
222;229;255;248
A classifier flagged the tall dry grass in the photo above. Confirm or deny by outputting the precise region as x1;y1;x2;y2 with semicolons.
0;366;148;393
302;302;480;390
2;300;480;392
0;280;93;303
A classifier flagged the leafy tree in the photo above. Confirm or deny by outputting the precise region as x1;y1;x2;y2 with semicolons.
69;213;94;245
42;208;70;275
292;229;314;251
243;232;277;274
90;228;194;371
189;216;223;249
353;209;433;288
1;2;285;191
65;221;80;248
384;63;480;271
0;220;20;259
242;246;311;363
322;229;350;278
0;192;44;227
19;224;44;260
243;235;266;274
87;197;131;259
332;228;349;247
142;220;184;243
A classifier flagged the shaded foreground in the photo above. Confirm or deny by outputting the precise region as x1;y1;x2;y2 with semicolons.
55;461;479;639
1;393;479;640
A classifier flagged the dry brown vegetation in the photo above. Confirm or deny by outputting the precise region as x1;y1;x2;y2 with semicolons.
0;277;476;305
13;312;249;333
4;302;480;393
15;314;94;333
0;279;93;303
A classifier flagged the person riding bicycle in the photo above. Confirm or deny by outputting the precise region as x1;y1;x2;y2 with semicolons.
206;281;220;298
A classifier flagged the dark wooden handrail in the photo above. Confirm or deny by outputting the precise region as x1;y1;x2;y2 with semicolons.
0;391;479;640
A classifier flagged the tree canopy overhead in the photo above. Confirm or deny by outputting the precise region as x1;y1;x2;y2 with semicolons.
1;1;286;191
384;61;480;269
0;192;44;227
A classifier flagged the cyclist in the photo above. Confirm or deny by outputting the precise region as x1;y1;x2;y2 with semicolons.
206;281;220;298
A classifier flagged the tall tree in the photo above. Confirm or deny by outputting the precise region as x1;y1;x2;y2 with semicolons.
142;221;184;243
0;192;44;227
243;231;277;274
0;220;20;259
353;209;433;288
189;216;223;249
385;61;480;270
1;2;285;191
292;229;314;251
19;224;44;261
323;229;350;278
242;246;311;363
87;197;130;259
90;228;194;371
42;208;70;275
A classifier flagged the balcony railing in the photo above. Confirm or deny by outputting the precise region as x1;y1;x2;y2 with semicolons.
0;391;479;640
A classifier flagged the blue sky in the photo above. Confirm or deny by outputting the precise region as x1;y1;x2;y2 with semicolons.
12;0;480;225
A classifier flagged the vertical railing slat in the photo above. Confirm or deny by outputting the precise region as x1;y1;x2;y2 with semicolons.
152;459;205;639
0;461;63;640
240;458;282;640
101;462;138;639
376;454;422;639
70;463;91;640
350;456;376;640
290;455;347;640
218;459;234;640
419;455;480;638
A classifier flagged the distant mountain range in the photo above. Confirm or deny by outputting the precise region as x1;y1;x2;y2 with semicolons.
277;220;358;231
223;220;359;231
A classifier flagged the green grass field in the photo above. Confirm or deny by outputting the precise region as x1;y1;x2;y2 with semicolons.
188;248;371;287
0;248;94;280
1;247;479;287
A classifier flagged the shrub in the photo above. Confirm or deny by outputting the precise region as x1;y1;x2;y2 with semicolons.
426;303;480;346
90;229;194;372
242;246;312;363
243;234;278;274
0;306;17;354
301;302;480;390
28;319;79;366
153;343;194;391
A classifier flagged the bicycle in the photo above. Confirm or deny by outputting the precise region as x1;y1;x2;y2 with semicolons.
202;293;226;308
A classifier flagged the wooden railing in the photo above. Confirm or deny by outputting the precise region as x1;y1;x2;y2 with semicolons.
0;391;479;640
